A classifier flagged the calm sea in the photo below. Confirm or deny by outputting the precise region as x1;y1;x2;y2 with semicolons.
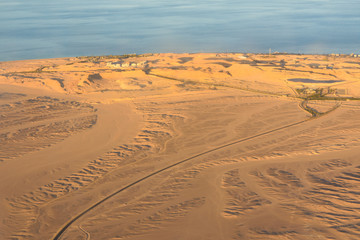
0;0;359;61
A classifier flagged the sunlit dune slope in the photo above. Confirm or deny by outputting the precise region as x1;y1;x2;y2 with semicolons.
1;53;360;240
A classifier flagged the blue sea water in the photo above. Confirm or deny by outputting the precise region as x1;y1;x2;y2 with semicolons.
0;0;359;61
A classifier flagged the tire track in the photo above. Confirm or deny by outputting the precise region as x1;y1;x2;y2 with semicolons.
78;225;90;240
52;106;339;240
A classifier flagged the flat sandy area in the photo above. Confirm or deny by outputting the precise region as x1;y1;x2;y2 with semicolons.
1;53;360;239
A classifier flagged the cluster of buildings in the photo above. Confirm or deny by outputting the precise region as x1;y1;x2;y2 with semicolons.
329;53;360;58
349;53;360;58
297;87;348;97
106;60;148;69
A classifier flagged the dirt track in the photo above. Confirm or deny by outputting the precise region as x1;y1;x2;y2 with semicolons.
52;110;316;240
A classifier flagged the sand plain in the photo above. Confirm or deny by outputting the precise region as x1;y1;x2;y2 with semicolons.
1;53;360;239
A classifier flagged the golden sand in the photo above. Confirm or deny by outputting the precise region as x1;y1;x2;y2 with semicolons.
1;53;360;239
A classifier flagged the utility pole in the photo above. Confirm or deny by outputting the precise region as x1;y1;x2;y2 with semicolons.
269;48;271;56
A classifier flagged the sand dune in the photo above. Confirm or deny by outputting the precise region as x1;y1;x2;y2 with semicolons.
1;53;360;239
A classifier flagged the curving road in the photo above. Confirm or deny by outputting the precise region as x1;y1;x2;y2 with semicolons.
52;103;339;240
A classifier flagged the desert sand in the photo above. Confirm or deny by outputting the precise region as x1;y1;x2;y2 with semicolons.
1;53;360;239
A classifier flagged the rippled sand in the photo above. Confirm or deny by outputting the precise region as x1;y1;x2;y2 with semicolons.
1;53;360;239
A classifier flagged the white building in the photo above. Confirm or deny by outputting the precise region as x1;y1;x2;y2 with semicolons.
107;61;148;69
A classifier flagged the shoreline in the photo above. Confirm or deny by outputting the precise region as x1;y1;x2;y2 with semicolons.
1;52;360;63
